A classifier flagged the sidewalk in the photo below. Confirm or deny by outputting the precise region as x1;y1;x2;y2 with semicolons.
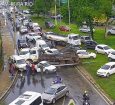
0;16;14;98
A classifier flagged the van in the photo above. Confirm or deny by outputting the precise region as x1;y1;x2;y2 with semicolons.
9;91;43;105
36;40;50;51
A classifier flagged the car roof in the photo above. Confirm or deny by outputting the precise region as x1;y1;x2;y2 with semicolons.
20;48;30;51
105;62;115;66
51;84;66;89
39;61;48;64
11;55;25;60
48;48;58;51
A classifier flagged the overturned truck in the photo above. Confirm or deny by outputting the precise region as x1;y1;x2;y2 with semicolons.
39;47;80;66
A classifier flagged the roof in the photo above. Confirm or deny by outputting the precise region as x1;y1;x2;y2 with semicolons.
11;55;25;60
105;62;115;66
20;48;30;51
51;83;66;89
40;61;48;64
97;44;108;47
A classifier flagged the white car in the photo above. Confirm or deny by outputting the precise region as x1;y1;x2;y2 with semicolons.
76;50;96;59
19;48;30;60
35;61;56;73
97;62;115;77
107;27;115;35
20;26;28;34
95;44;114;55
29;47;39;62
108;51;115;61
26;32;42;42
79;25;95;33
9;55;26;71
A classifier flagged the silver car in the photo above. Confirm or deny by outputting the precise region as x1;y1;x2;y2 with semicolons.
42;84;69;104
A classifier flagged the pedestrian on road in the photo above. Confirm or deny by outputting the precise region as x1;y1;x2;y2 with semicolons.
31;63;35;75
10;64;15;77
26;63;31;76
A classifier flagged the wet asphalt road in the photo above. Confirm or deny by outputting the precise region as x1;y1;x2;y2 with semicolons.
4;67;109;105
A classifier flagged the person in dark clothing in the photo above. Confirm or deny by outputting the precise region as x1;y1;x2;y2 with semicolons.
26;63;31;76
31;63;35;75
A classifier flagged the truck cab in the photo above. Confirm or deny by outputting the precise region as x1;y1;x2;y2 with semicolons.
68;33;81;46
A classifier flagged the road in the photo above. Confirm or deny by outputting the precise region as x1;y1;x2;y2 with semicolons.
3;8;110;105
3;67;109;105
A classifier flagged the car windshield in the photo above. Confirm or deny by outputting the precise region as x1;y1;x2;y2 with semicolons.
41;44;48;48
72;36;80;40
101;65;110;70
79;51;88;55
85;37;91;40
44;87;56;95
103;46;111;50
30;50;36;54
17;59;25;64
111;51;115;55
29;33;37;36
20;51;29;55
42;62;50;67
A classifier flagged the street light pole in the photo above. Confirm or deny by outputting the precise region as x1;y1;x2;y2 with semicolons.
54;0;57;25
68;0;70;25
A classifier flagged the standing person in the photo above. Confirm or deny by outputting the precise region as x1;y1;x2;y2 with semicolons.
10;64;15;77
31;63;35;75
26;63;31;76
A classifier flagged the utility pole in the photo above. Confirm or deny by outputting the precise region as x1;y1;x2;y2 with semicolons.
13;5;16;54
68;0;70;25
54;0;57;25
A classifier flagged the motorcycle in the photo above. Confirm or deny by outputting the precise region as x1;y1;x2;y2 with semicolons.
83;99;90;105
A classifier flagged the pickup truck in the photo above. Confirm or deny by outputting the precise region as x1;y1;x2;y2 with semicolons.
44;32;81;46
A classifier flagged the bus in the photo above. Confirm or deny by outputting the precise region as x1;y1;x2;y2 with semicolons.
9;91;43;105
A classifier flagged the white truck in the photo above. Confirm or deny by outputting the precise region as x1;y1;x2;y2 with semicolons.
44;32;81;46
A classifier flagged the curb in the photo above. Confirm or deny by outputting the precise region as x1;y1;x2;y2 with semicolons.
76;66;114;105
0;71;18;101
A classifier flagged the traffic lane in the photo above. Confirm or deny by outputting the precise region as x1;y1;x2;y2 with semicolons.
4;72;59;104
57;67;108;105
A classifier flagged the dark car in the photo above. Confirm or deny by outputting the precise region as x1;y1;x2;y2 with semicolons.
59;26;71;32
45;21;55;28
17;39;29;49
84;40;97;49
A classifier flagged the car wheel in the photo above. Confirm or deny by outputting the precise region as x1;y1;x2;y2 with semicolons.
106;73;110;77
65;91;69;96
52;98;56;104
107;32;111;35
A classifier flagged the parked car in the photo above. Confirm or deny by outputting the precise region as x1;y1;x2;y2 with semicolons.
79;25;95;33
95;44;114;55
59;26;71;32
35;61;56;73
17;39;29;49
76;50;96;59
108;51;115;61
42;83;69;104
45;21;55;28
84;40;97;49
97;62;115;77
26;32;42;42
80;36;93;43
107;27;115;35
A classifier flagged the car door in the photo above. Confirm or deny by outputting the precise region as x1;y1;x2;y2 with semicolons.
97;46;104;54
55;86;66;100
